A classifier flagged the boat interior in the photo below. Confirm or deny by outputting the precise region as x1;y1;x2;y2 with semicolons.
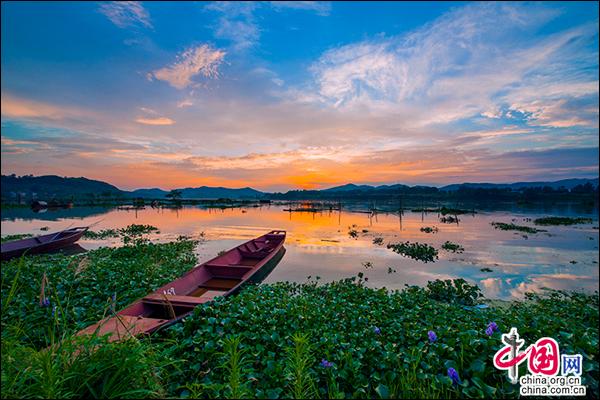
119;231;286;320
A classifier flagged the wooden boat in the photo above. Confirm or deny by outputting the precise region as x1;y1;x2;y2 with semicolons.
77;230;286;342
1;227;88;261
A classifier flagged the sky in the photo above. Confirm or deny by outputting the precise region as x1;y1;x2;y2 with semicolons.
1;1;598;191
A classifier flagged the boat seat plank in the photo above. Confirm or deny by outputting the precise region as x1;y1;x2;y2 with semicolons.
143;294;212;305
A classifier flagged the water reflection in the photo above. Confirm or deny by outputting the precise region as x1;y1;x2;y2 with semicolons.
1;204;598;299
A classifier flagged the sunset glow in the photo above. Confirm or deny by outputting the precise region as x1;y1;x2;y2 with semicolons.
1;1;598;190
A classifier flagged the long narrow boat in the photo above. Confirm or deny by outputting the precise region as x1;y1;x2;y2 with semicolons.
77;230;286;342
1;227;88;261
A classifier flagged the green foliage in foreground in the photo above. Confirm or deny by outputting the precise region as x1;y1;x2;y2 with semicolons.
490;222;544;234
386;241;439;263
1;238;198;349
533;216;594;226
0;233;33;243
1;240;599;399
165;279;599;399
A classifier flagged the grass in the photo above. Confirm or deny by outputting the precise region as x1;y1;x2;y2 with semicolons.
533;216;594;226
386;241;439;263
420;226;439;234
490;222;545;234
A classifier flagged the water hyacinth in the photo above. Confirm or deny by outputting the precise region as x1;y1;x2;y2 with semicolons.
40;298;50;307
320;359;334;368
428;330;437;343
373;326;381;334
447;367;460;385
486;321;499;336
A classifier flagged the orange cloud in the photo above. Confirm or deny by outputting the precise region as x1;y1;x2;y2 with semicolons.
135;117;175;126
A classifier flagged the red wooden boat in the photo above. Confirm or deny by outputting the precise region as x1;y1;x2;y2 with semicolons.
78;230;286;342
1;227;88;261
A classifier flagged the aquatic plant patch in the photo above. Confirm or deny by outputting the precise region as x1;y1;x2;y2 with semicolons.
0;238;199;349
533;217;594;226
440;207;474;216
386;241;438;262
490;222;544;234
163;278;599;399
1;233;33;243
420;226;439;234
439;216;459;224
441;241;464;253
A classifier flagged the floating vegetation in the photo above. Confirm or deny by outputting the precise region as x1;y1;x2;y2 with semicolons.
1;242;599;400
1;233;33;243
361;229;369;233
440;207;474;216
480;267;493;272
411;208;439;213
387;266;397;274
439;215;459;224
490;222;544;234
372;237;384;245
441;241;464;253
534;216;594;226
321;239;340;243
39;226;49;231
362;261;373;269
83;224;160;245
420;226;439;234
386;241;438;263
348;225;359;239
83;228;119;240
569;260;578;264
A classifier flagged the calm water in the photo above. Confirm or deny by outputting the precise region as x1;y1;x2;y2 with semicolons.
1;204;598;300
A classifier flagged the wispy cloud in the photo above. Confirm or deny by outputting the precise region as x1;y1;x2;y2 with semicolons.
98;1;152;29
1;93;96;122
148;44;226;89
205;1;330;50
135;117;175;126
270;1;331;16
299;3;598;130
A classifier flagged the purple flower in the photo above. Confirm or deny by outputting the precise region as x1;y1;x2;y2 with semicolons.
40;298;50;308
373;326;381;334
488;322;498;332
447;368;460;385
428;330;437;343
485;326;494;336
320;359;334;368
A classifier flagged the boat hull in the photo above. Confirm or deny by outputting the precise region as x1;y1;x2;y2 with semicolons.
1;227;88;261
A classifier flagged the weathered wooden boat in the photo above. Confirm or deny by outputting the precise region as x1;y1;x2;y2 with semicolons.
77;230;286;342
1;227;88;261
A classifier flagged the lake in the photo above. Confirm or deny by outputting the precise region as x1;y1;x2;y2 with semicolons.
1;203;598;299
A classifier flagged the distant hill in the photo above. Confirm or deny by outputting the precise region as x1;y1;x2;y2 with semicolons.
129;188;169;198
129;186;264;199
1;174;123;201
322;183;409;192
440;178;599;191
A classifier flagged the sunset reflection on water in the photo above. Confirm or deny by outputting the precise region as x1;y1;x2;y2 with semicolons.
2;204;598;299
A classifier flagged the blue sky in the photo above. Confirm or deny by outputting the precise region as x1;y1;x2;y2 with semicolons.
1;1;598;190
